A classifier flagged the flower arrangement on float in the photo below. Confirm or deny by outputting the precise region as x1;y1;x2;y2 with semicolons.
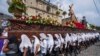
66;21;85;29
23;15;61;26
66;21;76;27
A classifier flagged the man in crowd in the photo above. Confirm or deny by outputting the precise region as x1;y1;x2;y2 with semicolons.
1;19;8;29
2;27;9;37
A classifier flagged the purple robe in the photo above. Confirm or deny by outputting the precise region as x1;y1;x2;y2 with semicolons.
0;38;4;52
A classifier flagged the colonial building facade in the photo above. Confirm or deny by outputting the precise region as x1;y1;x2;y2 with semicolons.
7;0;63;24
23;0;63;23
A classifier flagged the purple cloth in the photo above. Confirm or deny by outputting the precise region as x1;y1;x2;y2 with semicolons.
0;39;4;52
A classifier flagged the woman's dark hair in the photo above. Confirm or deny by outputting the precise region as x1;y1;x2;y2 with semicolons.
8;35;18;44
69;33;71;36
0;28;3;36
53;36;57;40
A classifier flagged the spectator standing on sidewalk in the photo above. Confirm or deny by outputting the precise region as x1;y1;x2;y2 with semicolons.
2;27;9;37
3;35;19;56
0;28;7;56
1;19;8;29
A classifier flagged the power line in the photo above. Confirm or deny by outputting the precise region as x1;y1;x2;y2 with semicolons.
92;0;100;16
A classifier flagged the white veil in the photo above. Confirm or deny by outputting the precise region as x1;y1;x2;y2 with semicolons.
32;35;40;54
47;34;54;53
19;34;32;52
39;33;47;40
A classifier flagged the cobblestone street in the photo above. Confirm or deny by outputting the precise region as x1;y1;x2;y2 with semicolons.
78;42;100;56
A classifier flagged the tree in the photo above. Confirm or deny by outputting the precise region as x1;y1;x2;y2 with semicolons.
56;11;60;16
95;26;100;30
8;0;26;18
89;24;95;29
62;11;67;19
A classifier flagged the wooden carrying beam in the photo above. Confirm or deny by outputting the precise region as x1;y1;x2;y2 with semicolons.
8;30;97;39
8;31;67;39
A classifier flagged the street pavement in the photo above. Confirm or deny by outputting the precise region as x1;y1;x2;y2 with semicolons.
78;42;100;56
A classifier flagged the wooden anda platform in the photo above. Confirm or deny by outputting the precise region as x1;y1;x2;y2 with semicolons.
8;19;97;39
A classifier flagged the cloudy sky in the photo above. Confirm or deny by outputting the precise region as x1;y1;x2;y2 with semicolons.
0;0;100;26
49;0;100;26
0;0;12;16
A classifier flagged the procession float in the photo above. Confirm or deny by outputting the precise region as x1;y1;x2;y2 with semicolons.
7;0;97;38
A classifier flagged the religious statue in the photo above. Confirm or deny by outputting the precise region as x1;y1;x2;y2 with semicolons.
68;4;77;22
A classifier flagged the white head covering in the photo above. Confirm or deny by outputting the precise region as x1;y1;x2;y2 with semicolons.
54;34;59;39
59;34;64;44
47;34;54;48
65;33;71;42
54;34;61;48
47;34;54;52
2;28;8;37
65;33;71;48
19;34;32;52
39;33;47;40
47;34;54;42
39;33;47;54
32;35;40;54
71;34;77;42
2;31;8;37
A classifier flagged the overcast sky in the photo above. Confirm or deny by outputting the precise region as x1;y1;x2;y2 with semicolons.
0;0;100;26
50;0;100;26
0;0;12;16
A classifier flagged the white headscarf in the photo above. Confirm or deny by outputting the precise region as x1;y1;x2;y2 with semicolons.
39;33;47;54
32;35;40;54
39;33;47;40
59;34;64;44
65;33;71;42
54;34;59;39
2;28;8;37
71;34;77;42
19;34;32;52
54;34;61;48
47;34;54;52
65;33;71;48
47;34;54;46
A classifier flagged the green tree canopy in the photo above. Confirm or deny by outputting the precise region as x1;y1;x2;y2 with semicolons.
8;0;26;13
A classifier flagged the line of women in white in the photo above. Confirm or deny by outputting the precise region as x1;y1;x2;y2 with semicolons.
19;32;100;56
